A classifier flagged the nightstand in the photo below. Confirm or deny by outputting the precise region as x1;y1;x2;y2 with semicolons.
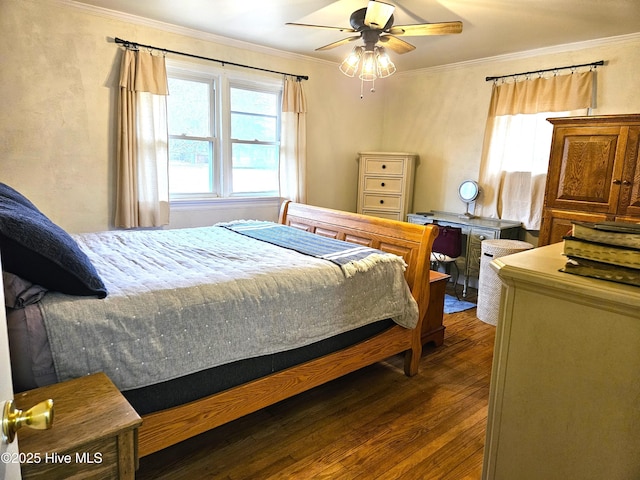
15;372;142;479
422;270;449;347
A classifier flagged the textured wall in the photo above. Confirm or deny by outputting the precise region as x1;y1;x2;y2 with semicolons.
382;36;640;217
1;0;639;232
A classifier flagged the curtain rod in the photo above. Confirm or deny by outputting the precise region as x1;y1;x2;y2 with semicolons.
114;37;309;81
485;60;604;82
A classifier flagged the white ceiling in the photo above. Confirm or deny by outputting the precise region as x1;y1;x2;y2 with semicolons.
73;0;640;71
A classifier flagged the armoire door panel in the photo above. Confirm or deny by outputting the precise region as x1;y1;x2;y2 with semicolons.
540;209;610;245
617;126;640;217
548;130;621;212
539;115;640;246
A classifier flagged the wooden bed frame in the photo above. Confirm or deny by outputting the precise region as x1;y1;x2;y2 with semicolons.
137;201;439;457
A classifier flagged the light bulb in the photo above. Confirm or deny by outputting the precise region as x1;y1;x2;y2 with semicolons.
339;47;364;77
359;50;377;81
376;47;396;78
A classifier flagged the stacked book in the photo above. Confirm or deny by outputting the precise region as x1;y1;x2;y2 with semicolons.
561;221;640;287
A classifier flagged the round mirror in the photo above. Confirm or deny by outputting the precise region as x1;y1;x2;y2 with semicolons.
458;180;480;218
458;180;480;203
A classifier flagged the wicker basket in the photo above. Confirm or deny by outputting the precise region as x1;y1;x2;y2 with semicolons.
477;239;533;325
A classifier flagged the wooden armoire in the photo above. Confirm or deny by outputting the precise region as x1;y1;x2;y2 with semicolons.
538;114;640;246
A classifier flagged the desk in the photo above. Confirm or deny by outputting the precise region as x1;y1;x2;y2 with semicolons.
408;212;521;296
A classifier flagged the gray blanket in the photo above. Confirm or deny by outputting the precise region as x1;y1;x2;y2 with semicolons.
39;224;418;391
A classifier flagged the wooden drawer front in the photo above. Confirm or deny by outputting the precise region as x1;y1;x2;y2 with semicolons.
364;158;405;176
21;436;118;480
363;176;403;193
361;209;402;220
362;194;401;210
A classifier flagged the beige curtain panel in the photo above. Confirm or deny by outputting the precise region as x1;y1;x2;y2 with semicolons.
279;77;308;203
477;70;595;228
115;49;170;229
489;70;594;116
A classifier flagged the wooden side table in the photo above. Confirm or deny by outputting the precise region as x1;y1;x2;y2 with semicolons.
421;270;449;347
15;372;142;479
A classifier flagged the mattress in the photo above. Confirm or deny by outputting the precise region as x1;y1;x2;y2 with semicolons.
7;222;418;399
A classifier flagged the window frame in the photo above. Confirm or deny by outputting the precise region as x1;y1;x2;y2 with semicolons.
166;70;219;200
223;79;282;198
166;59;282;202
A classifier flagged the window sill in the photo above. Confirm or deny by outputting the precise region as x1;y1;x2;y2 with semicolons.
170;196;282;210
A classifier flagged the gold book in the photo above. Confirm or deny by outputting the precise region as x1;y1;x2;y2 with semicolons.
563;236;640;270
571;221;640;249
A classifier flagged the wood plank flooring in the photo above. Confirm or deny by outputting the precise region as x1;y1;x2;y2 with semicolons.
137;299;494;479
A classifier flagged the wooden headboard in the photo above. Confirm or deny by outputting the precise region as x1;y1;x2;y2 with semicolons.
279;201;438;312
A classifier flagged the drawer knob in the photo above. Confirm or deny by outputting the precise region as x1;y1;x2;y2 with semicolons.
381;182;385;187
379;200;384;204
382;164;386;169
2;398;54;444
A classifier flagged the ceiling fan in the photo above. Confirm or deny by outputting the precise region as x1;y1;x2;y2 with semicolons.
286;0;463;55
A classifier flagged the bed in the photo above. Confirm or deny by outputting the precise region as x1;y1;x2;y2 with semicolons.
1;183;440;457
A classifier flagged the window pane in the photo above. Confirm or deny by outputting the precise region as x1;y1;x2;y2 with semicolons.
168;138;213;194
230;88;277;116
231;112;277;141
232;143;279;193
167;78;211;137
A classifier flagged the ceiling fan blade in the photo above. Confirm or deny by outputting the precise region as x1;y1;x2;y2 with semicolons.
379;35;415;54
315;35;361;51
388;21;463;36
364;1;395;29
285;22;356;33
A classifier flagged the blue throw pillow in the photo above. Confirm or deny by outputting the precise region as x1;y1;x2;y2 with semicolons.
0;183;107;298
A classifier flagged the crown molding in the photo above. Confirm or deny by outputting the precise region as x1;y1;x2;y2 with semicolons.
400;31;640;78
59;0;333;68
56;1;640;77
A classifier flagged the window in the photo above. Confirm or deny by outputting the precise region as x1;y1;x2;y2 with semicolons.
166;62;281;200
477;71;594;229
229;86;280;195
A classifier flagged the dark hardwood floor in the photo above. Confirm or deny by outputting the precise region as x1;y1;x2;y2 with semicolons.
136;288;494;479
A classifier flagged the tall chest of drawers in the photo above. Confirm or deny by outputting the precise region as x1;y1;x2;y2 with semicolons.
356;152;417;220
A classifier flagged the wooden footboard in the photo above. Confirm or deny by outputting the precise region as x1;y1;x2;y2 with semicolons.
137;202;438;457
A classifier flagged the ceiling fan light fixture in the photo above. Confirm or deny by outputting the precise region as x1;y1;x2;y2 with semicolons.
358;49;378;81
339;46;364;77
375;47;396;78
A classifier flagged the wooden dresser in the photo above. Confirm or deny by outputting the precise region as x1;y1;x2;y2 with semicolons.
483;243;640;480
15;373;142;479
539;114;640;245
356;152;416;221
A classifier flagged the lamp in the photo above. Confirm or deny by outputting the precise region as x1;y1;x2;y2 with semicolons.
339;44;397;94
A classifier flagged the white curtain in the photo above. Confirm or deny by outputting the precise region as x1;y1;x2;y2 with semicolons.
115;49;170;228
279;77;307;203
477;71;595;229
